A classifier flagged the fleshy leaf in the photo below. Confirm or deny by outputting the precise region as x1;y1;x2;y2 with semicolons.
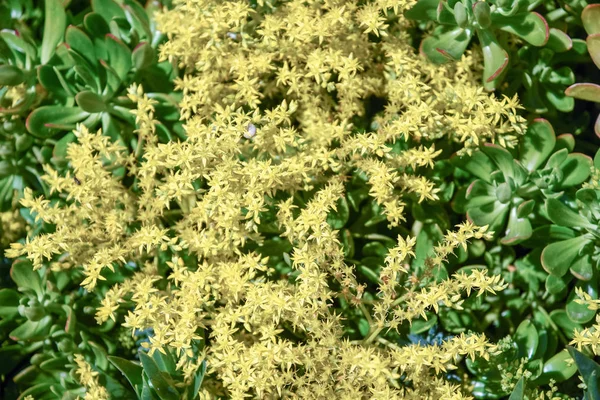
545;198;593;229
10;259;43;296
514;320;538;359
541;236;591;277
582;4;600;36
559;153;593;188
501;206;532;245
477;29;509;87
587;33;600;69
75;91;107;113
0;65;25;86
108;356;144;397
567;280;598;324
498;12;549;46
420;26;473;64
539;349;578;384
41;0;67;64
546;28;572;53
26;106;89;138
565;83;600;103
519;118;555;172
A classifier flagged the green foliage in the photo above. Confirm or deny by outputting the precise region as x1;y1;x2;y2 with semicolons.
406;0;550;90
565;4;600;137
0;0;179;212
454;118;591;245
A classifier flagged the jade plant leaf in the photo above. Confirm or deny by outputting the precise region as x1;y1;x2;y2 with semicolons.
41;0;67;64
420;26;474;64
497;12;549;46
108;356;144;397
546;28;572;53
10;259;43;296
0;64;25;86
26;106;89;138
519;118;555;172
567;279;598;324
546;198;594;229
478;29;509;88
582;4;600;36
541;235;591;277
565;83;600;103
587;34;600;69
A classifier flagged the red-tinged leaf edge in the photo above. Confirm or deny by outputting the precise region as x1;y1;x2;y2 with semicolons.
485;50;509;82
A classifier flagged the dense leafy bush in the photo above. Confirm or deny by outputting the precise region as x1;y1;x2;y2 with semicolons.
2;0;600;399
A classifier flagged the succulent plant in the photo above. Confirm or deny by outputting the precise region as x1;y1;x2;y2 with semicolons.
0;259;127;399
565;4;600;137
468;319;576;399
453;118;592;245
0;0;180;210
539;151;600;324
406;0;550;90
503;28;585;114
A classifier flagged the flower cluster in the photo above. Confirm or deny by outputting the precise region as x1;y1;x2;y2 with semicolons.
4;0;528;398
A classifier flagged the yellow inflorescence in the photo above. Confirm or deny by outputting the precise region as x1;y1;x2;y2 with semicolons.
5;0;527;398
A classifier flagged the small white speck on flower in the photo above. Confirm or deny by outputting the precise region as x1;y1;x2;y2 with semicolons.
244;123;256;139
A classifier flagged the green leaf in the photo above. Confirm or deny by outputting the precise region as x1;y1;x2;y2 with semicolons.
410;314;438;334
26;106;89;138
75;91;107;113
0;289;20;319
420;26;473;64
519;118;555;172
0;65;25;86
405;0;440;21
132;42;155;70
550;309;581;339
52;132;77;167
9;316;52;341
84;12;111;39
567;280;598;324
583;4;600;36
565;83;600;103
481;143;515;180
138;352;180;400
546;28;573;52
546;198;593;229
473;2;492;28
467;200;509;235
188;360;207;400
545;274;569;295
514;320;538;359
568;346;600;392
66;26;97;67
478;29;508;87
538;349;578;384
452;150;495;181
501;206;532;245
498;12;549;46
571;253;594;281
327;197;349;229
10;259;43;296
108;356;144;397
41;0;67;64
559;153;593;188
508;377;525;400
106;34;132;82
541;236;591;277
92;0;127;23
588;33;600;69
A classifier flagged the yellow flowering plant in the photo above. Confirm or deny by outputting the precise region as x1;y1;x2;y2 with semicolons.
6;0;600;399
